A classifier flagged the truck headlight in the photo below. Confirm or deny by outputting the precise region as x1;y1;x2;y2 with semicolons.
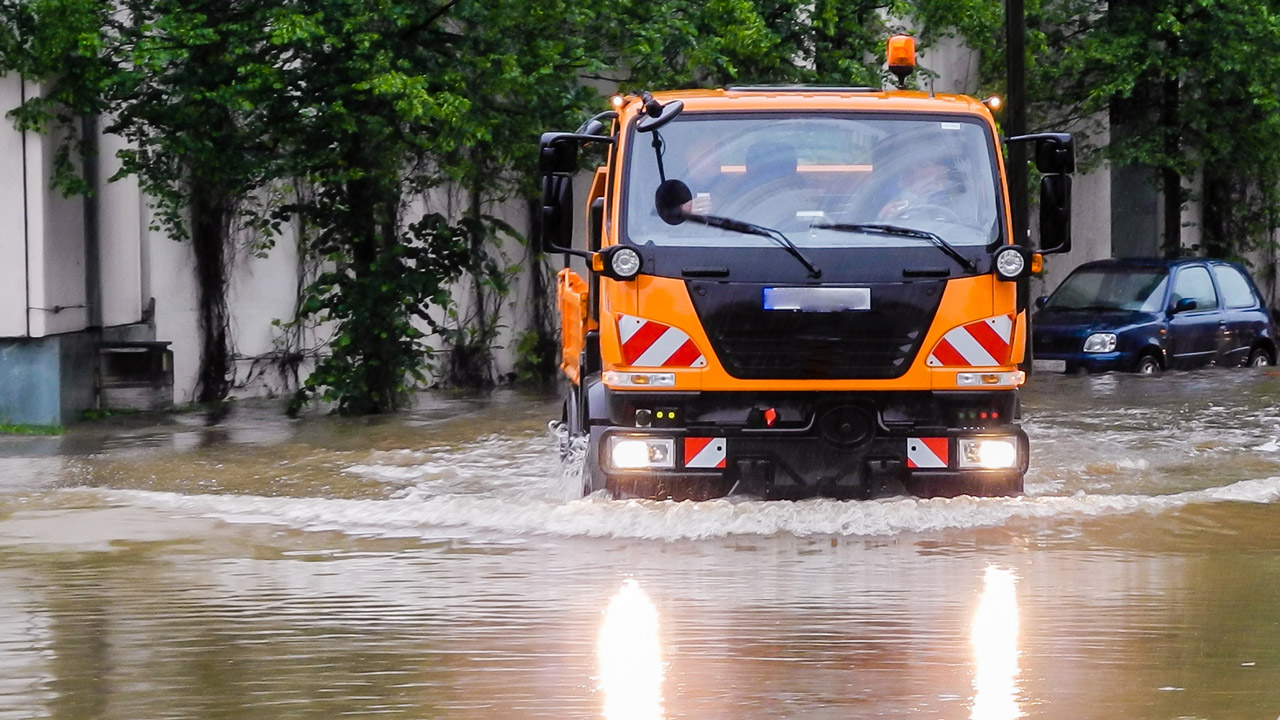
993;245;1029;280
1083;333;1117;353
597;245;643;280
609;436;675;470
957;438;1018;469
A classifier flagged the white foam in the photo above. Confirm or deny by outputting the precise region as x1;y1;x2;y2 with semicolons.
94;475;1280;542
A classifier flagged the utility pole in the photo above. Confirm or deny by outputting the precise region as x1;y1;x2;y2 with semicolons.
1007;0;1032;371
1006;0;1028;246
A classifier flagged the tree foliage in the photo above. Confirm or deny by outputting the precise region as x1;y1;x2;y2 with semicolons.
9;0;1278;415
1023;0;1280;263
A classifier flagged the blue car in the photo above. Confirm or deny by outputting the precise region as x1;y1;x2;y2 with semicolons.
1032;258;1277;374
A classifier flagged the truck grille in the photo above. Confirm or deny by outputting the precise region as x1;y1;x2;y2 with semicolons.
687;280;944;380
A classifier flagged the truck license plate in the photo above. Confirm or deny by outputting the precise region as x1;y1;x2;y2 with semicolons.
763;287;871;312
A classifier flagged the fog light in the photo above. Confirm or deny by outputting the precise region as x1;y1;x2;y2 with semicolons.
1083;333;1117;353
609;437;675;470
957;438;1018;469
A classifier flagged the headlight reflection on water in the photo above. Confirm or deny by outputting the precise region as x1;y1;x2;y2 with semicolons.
971;565;1022;720
598;579;665;720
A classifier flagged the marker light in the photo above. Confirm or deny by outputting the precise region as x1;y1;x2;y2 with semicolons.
956;371;1025;388
609;436;675;470
958;438;1018;470
611;94;625;109
993;246;1028;280
603;371;676;388
983;95;1003;112
1083;333;1117;353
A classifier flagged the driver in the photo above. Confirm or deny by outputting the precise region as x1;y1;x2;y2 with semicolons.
876;158;960;220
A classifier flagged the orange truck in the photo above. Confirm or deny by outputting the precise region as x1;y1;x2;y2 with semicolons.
538;38;1073;500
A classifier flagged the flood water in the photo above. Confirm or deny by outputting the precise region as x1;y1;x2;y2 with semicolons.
3;370;1280;719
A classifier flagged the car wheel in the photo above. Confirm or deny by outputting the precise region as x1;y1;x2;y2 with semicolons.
1248;347;1275;367
1135;353;1162;375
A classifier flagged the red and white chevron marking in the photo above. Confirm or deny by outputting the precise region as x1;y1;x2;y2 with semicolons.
926;314;1015;367
683;437;727;469
618;315;707;368
906;437;949;469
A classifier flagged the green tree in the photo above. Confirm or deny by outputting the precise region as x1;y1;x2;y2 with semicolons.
1025;0;1280;264
1;0;286;406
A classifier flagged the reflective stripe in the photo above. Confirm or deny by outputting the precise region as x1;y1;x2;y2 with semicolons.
927;315;1014;367
618;315;707;368
906;437;949;469
684;437;727;469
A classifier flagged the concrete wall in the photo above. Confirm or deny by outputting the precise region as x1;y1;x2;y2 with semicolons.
0;338;60;425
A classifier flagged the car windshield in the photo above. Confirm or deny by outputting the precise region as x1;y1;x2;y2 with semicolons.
1046;267;1169;312
624;113;1001;248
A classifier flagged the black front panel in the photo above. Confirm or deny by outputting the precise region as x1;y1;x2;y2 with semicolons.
687;280;946;379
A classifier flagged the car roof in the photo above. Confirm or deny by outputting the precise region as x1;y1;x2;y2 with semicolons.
1072;257;1239;271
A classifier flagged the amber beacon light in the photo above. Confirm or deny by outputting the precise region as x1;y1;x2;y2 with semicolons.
887;35;916;87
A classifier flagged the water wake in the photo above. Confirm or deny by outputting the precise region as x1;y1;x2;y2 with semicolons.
97;474;1280;542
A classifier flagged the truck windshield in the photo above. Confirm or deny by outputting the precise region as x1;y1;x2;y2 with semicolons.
624;113;1001;248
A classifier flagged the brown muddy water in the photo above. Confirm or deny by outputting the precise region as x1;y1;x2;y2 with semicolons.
2;371;1280;720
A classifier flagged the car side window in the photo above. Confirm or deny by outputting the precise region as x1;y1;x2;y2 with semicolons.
1172;266;1218;311
1211;265;1260;309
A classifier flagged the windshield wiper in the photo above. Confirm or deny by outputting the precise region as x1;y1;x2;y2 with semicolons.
811;222;977;274
687;213;822;279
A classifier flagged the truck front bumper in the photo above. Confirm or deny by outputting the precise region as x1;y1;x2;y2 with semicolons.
589;425;1028;500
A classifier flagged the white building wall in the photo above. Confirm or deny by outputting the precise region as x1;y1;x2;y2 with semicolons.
28;93;88;338
0;75;28;338
97;131;145;328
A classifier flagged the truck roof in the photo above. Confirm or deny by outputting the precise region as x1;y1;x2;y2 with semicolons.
644;87;992;117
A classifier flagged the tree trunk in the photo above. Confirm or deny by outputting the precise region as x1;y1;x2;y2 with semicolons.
190;179;233;405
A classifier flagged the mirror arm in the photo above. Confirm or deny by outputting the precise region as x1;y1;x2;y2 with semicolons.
540;132;617;149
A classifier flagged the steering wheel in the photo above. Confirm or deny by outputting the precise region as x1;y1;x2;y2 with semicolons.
891;202;962;224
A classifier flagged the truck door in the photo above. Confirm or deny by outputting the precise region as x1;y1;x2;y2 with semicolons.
1166;264;1221;369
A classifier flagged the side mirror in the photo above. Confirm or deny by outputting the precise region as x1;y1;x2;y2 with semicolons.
655;179;692;225
1034;133;1075;175
1173;297;1198;314
538;132;579;174
637;99;684;133
1039;174;1072;255
539;174;574;253
1006;132;1075;174
1035;295;1049;310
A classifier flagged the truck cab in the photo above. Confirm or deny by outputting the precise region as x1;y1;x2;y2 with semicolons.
539;63;1073;501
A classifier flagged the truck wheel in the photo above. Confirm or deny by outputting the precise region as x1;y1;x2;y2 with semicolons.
1248;347;1274;367
1135;353;1162;375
